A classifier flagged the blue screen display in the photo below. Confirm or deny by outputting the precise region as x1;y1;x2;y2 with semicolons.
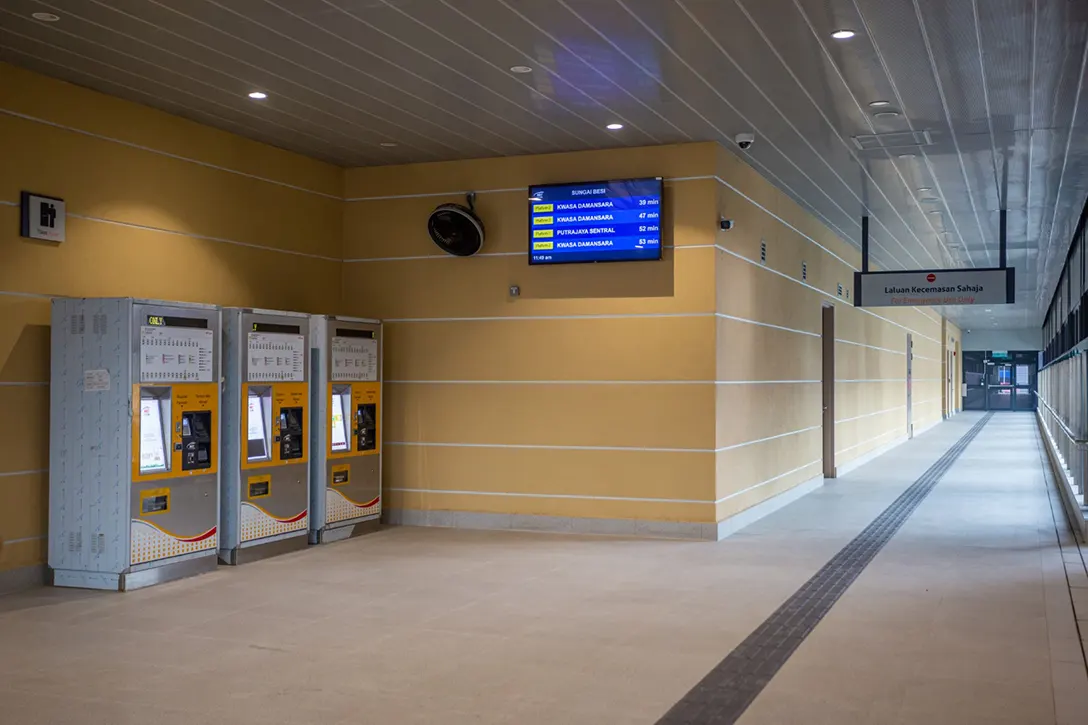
528;178;663;265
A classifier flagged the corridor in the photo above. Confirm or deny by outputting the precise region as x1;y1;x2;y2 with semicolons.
0;414;1085;724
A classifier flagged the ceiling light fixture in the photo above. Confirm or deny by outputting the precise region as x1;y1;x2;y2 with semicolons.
898;153;916;159
247;91;267;100
380;142;398;148
873;111;900;118
868;100;890;107
606;123;624;131
32;12;60;22
509;65;533;74
917;187;932;192
928;210;943;215
831;29;856;39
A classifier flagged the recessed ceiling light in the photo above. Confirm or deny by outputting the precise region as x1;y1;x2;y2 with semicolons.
380;142;398;148
985;308;992;312
606;123;624;131
928;210;943;215
873;111;900;118
510;65;533;74
32;12;60;22
898;153;916;159
869;100;890;107
247;91;267;100
832;29;856;39
917;187;932;192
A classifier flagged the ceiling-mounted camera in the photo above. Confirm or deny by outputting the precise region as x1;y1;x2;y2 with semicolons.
427;193;485;257
720;218;735;231
735;132;755;150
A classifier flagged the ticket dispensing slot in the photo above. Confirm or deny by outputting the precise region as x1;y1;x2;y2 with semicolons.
356;403;377;452
181;411;212;471
279;407;304;460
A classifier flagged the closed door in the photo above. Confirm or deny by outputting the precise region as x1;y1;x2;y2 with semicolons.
906;334;913;439
822;305;836;478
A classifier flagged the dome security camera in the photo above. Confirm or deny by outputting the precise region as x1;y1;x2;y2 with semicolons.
735;132;755;150
427;193;485;257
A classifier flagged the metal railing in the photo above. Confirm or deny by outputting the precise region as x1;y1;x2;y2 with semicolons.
1037;352;1088;509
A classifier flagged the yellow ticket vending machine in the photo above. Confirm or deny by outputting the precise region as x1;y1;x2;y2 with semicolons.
309;315;382;543
49;299;221;591
220;309;310;564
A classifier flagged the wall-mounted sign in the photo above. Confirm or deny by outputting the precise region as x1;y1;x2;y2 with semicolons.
20;192;65;243
853;268;1014;307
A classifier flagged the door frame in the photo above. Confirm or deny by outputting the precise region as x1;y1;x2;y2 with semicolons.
906;333;914;439
822;304;836;479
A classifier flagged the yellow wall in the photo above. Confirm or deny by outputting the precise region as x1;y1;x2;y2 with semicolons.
710;147;946;521
0;64;342;574
343;145;722;525
343;143;959;530
2;61;967;575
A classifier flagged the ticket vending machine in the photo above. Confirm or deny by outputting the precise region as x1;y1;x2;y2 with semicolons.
220;309;310;564
309;316;382;543
49;299;220;591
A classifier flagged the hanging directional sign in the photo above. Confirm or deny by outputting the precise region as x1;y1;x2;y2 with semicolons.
853;267;1015;307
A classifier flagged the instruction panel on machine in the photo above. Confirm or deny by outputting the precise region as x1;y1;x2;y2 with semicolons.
140;326;214;382
247;333;305;382
331;336;378;381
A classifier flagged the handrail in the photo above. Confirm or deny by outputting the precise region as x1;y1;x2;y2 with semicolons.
1035;391;1087;444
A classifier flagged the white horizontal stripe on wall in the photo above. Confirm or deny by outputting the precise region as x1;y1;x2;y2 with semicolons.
384;441;710;453
0;468;48;479
715;460;822;504
379;311;819;333
836;405;905;424
2;201;340;261
0;108;340;200
344;175;718;204
3;534;46;545
384;379;821;385
835;339;906;355
383;311;715;323
384;426;823;453
716;426;821;452
836;428;899;456
717;312;819;337
385;487;712;505
343;243;719;264
714;244;942;345
0;289;52;300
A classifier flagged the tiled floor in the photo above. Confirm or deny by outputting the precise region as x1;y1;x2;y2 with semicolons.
1;412;1086;724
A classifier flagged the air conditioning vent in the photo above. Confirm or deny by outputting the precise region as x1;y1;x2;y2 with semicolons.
852;130;934;151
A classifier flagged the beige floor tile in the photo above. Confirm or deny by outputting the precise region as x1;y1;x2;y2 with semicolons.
1;413;1085;725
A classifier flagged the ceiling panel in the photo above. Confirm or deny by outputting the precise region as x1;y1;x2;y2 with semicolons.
1;0;1086;331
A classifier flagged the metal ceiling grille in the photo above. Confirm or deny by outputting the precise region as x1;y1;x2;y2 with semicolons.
851;130;934;151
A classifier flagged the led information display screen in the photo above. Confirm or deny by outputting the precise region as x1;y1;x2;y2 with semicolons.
528;177;662;265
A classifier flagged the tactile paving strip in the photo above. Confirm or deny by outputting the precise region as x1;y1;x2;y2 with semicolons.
656;413;994;724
